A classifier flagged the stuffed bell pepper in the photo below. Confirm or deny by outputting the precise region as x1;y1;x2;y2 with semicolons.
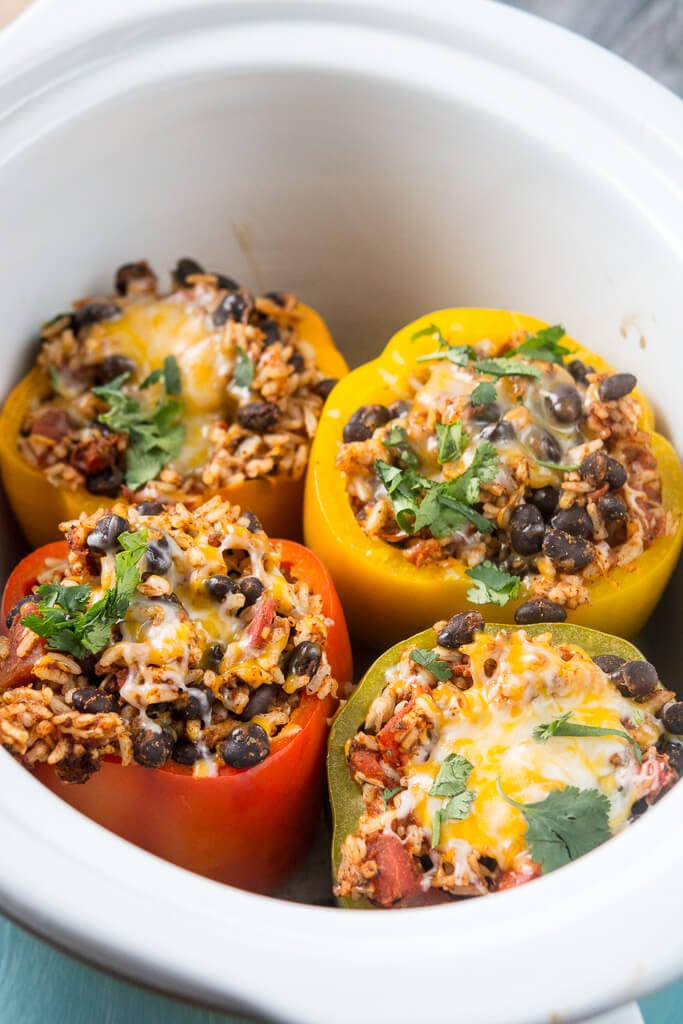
0;497;352;893
0;258;347;547
329;611;682;908
305;309;683;646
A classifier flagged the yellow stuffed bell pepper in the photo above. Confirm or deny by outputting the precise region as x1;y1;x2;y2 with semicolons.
0;258;347;547
304;308;683;647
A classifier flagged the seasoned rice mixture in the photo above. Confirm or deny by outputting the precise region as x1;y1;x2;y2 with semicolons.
0;498;338;782
338;325;675;615
336;612;682;906
19;258;338;501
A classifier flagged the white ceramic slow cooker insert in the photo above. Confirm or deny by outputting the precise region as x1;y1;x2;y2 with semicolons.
0;2;682;1022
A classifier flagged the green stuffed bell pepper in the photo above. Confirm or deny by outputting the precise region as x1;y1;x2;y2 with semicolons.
328;613;683;909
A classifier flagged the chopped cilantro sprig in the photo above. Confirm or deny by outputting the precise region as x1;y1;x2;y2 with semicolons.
93;356;186;491
21;529;148;659
497;780;611;874
375;430;498;539
465;561;521;606
533;711;642;764
514;325;569;365
409;647;453;681
429;754;476;846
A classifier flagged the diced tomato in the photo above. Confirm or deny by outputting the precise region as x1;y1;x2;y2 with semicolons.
365;832;422;906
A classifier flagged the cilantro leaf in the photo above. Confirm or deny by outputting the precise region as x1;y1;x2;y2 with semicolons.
472;357;541;379
465;561;521;606
382;427;419;469
416;346;472;367
535;458;580;473
434;496;495;535
429;753;476;845
515;325;569;365
22;529;148;658
409;647;452;681
375;459;423;532
93;361;186;491
471;381;497;406
442;441;499;508
498;781;611;874
533;711;641;764
429;753;473;797
411;322;450;347
163;354;182;395
48;365;61;392
436;421;467;464
381;787;403;805
234;346;255;388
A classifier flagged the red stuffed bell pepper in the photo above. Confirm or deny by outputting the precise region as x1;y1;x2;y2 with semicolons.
0;498;352;894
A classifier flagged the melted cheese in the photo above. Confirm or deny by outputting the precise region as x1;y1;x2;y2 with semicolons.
90;298;239;471
399;631;660;873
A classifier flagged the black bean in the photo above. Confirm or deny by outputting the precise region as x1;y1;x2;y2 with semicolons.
580;451;627;490
481;420;516;443
471;401;501;424
529;486;559;520
264;290;287;307
174;689;208;722
551;506;593;540
288;641;323;677
542;528;594;571
567;359;595;386
133;727;175;768
514;599;567;625
509;504;545;555
72;302;121;333
145;538;172;575
236;401;282;432
146;701;173;719
239;511;263;533
478;855;498;873
221;723;270;768
135;500;165;516
214;291;251;327
629;798;648;821
599;373;637;402
239;576;263;609
659;737;683;774
597;493;628;546
205;574;240;601
86;514;130;553
616;660;659;701
545;383;583;423
173;739;202;765
202;642;225;671
661;701;683;735
593;654;626;676
259;318;280;346
288;351;305;373
173;257;204;286
213;272;240;291
96;354;136;384
314;378;338;401
115;261;156;295
342;404;392;443
6;595;37;630
525;425;562;464
243;683;279;719
86;467;123;496
388;400;412;419
71;687;120;714
437;611;485;649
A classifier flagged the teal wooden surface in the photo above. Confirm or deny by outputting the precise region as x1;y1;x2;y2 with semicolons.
0;1;681;1023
